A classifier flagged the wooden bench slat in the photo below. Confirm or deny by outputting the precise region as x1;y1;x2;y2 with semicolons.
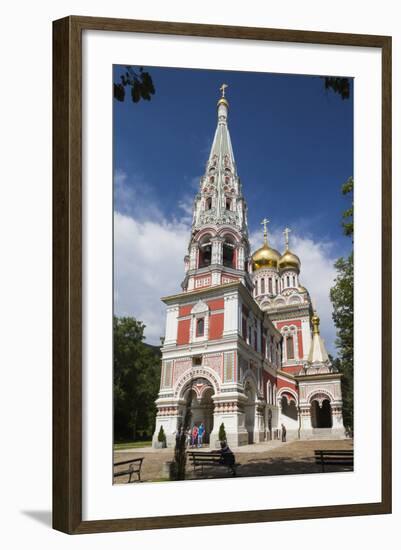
314;450;354;472
113;457;144;483
186;450;238;476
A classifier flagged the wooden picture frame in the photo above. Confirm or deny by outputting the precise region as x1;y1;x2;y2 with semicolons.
53;15;392;534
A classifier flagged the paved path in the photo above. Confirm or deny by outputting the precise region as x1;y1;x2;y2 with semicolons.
114;439;353;483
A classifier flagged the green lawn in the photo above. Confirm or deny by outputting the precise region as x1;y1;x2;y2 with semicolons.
114;440;152;450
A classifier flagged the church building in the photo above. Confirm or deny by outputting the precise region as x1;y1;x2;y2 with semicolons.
152;86;345;448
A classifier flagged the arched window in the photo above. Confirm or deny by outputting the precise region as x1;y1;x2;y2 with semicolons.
255;279;259;295
223;237;235;268
205;197;212;210
225;197;232;210
286;275;290;287
198;236;212;268
292;275;296;286
286;335;294;360
260;278;265;294
268;277;273;294
196;317;205;337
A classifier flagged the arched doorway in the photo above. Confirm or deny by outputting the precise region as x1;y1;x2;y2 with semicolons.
311;399;332;428
281;395;298;421
244;381;256;444
182;380;215;444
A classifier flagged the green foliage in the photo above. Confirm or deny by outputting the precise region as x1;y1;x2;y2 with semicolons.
157;425;166;443
323;77;351;100
114;66;155;103
341;177;354;239
113;316;161;442
330;178;354;434
218;422;227;442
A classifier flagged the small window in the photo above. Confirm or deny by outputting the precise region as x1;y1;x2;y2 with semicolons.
286;335;294;360
260;278;265;294
242;317;247;338
196;317;205;337
225;198;232;210
205;197;212;210
268;277;273;294
286;276;290;287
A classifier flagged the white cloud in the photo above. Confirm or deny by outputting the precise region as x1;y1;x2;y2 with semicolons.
114;212;190;344
115;215;339;354
114;171;340;354
177;195;194;225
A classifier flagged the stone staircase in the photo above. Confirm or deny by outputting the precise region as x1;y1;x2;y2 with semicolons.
301;428;346;440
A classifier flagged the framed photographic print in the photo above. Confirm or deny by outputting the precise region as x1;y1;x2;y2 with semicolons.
53;16;392;534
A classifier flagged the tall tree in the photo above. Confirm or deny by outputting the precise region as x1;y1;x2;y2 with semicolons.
113;316;161;442
330;177;354;434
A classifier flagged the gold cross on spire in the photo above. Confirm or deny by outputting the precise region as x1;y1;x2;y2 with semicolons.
220;83;228;98
283;227;291;250
261;218;270;244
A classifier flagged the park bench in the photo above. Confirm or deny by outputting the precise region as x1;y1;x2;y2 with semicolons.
186;450;238;476
113;457;144;483
314;450;353;473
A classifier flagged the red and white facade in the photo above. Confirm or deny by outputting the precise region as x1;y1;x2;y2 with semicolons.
152;89;345;447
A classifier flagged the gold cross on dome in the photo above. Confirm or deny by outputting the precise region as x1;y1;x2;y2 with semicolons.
261;218;270;243
220;83;228;97
283;227;291;250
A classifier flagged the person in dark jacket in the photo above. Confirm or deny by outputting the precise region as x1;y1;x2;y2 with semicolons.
281;423;287;442
219;440;237;475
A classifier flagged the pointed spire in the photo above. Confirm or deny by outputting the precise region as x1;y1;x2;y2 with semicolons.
311;310;320;335
283;227;291;251
261;218;270;245
191;86;248;236
307;310;330;364
207;84;235;171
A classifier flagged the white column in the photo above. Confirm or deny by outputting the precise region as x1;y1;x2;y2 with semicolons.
164;306;179;345
299;404;312;431
211;237;223;265
301;318;312;360
223;291;239;336
189;243;198;270
237;244;245;270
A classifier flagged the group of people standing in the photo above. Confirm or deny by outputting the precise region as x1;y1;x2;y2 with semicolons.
190;422;205;447
174;422;206;449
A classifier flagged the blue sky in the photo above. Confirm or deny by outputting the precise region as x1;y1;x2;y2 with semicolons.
113;65;353;355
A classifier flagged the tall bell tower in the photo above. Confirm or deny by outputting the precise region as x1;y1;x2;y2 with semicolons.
182;84;252;292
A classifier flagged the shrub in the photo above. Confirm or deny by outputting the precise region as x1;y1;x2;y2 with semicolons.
158;425;166;443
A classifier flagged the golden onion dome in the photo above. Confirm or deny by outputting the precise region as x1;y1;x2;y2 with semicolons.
297;285;308;294
252;243;281;271
279;249;301;273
